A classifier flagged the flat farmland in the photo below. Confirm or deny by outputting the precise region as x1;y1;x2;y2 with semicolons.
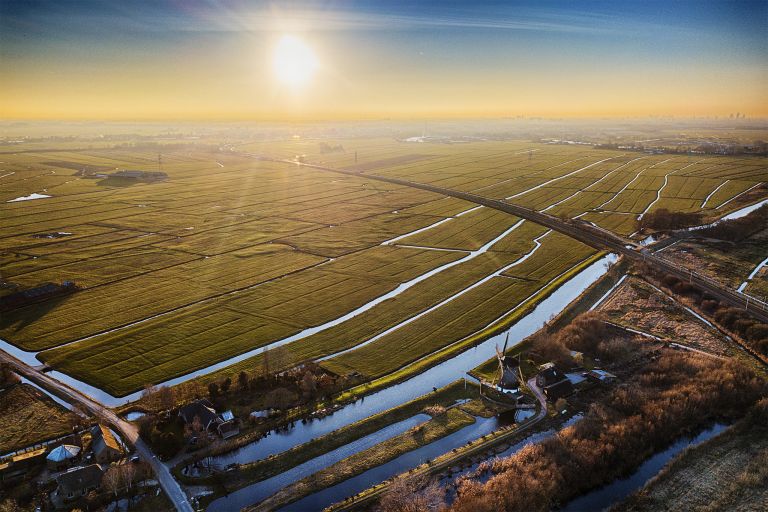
321;232;598;379
1;140;766;399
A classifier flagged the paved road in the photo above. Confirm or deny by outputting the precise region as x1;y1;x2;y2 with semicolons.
0;350;195;512
259;155;768;325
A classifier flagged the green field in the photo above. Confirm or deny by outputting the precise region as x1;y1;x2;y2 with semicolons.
1;139;766;396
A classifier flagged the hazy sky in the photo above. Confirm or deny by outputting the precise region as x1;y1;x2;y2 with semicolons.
1;0;766;120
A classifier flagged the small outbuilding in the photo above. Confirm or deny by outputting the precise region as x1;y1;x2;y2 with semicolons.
90;425;123;464
46;445;81;471
586;369;618;385
218;421;240;439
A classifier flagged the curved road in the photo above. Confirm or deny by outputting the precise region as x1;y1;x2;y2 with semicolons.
0;350;194;512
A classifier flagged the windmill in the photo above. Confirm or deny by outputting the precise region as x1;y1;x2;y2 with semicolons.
495;332;520;390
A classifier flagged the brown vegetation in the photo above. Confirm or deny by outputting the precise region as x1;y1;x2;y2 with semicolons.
699;204;768;242
531;311;631;365
447;351;765;512
616;398;768;512
377;476;446;512
0;363;19;389
647;267;768;357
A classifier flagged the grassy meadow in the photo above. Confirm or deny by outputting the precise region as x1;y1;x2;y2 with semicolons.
0;138;766;396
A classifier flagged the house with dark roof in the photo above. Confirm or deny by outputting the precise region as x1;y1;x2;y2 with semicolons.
0;446;47;484
90;425;122;464
536;362;574;401
179;399;240;438
178;399;219;430
54;464;103;503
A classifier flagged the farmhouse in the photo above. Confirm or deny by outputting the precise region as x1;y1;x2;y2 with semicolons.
179;399;219;429
178;399;240;438
54;464;103;504
90;425;123;464
536;362;574;401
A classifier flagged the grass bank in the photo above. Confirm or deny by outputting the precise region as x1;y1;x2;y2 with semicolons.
331;252;606;405
248;406;478;512
180;380;478;493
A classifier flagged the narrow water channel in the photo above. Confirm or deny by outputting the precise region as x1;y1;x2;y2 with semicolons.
206;414;431;512
279;413;516;512
209;254;617;468
0;217;526;407
560;422;728;512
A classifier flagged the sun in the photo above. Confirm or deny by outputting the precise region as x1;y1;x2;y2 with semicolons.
273;35;318;87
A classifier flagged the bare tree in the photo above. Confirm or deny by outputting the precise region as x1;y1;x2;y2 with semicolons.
262;346;270;378
102;466;122;504
264;388;296;409
121;463;136;492
238;371;249;391
300;371;317;399
142;383;158;410
270;345;291;375
157;385;176;411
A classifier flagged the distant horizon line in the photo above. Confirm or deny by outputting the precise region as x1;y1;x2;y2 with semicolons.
2;115;767;125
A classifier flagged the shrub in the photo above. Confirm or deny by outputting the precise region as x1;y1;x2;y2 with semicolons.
449;352;765;512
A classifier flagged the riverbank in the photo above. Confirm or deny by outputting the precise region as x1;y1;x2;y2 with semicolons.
331;252;607;405
447;348;765;512
247;402;486;511
180;380;481;504
614;399;768;512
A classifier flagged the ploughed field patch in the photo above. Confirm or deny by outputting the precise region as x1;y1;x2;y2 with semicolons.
0;383;80;453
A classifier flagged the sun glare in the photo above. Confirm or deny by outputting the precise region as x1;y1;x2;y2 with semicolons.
273;35;318;87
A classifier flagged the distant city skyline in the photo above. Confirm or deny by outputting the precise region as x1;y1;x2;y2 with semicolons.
1;0;766;120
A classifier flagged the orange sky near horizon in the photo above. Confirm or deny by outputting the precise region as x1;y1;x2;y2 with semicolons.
2;1;766;121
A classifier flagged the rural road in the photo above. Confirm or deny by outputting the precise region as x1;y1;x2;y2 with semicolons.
0;350;195;512
258;154;768;325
